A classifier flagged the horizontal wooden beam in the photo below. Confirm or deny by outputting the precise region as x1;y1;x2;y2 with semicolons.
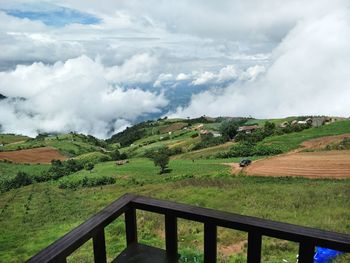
130;195;350;252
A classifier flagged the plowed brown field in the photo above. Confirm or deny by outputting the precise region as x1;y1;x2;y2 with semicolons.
0;147;67;164
245;150;350;179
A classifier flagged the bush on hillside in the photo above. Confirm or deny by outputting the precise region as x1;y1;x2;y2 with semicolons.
109;149;128;160
216;142;283;158
192;134;225;150
47;159;84;180
58;176;116;189
0;172;32;192
325;138;350;150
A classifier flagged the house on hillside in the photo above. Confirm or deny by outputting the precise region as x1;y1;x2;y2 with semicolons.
211;131;222;137
237;125;260;134
279;121;289;128
199;129;210;135
193;124;204;130
309;117;325;127
297;120;308;125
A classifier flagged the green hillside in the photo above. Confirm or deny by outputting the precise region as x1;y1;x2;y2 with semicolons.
0;116;350;262
0;134;29;145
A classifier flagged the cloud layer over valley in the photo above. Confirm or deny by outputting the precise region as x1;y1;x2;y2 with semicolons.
0;0;349;137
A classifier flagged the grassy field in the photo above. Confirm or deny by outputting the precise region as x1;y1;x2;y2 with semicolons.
1;119;350;262
0;134;29;145
173;142;235;159
0;158;349;262
0;162;49;187
2;134;103;156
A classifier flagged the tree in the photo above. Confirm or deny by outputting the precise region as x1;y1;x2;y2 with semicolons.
263;121;276;136
13;172;32;188
220;120;239;140
148;147;170;174
85;162;94;173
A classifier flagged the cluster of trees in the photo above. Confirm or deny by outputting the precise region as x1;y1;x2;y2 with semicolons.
107;121;154;146
109;149;128;161
192;134;225;150
0;172;32;192
216;142;283;158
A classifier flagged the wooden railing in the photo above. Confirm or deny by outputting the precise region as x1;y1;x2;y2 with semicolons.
26;193;350;263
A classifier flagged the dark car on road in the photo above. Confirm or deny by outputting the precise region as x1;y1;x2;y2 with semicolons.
239;159;252;167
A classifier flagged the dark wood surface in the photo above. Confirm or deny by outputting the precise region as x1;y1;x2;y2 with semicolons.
112;243;179;263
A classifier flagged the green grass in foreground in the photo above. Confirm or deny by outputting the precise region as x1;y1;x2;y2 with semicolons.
0;158;349;262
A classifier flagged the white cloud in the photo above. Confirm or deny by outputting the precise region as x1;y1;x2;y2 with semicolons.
170;8;350;118
175;73;190;81
105;53;159;83
0;55;168;138
192;71;216;86
153;73;173;87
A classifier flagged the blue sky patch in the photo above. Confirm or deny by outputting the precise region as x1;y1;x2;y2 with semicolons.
4;6;101;27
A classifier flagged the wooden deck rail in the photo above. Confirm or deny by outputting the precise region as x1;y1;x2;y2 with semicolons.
27;193;350;263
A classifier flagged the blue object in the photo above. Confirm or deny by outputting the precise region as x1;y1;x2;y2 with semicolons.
314;247;344;263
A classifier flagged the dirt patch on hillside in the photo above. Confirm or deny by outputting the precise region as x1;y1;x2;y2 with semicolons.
245;150;350;179
159;122;188;133
0;147;67;164
222;162;242;175
299;133;350;151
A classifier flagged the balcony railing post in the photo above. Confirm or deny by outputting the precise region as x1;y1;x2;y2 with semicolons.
298;241;315;263
204;222;217;263
247;231;262;263
125;207;137;245
93;228;107;263
165;214;178;258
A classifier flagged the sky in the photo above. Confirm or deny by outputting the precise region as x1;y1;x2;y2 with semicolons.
0;0;349;138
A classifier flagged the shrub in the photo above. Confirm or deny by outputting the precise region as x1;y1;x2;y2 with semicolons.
192;134;225;150
84;162;94;172
1;172;32;192
191;133;199;138
216;142;283;158
110;149;128;160
253;144;283;156
168;146;183;156
48;159;84;180
59;176;116;189
228;142;255;157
